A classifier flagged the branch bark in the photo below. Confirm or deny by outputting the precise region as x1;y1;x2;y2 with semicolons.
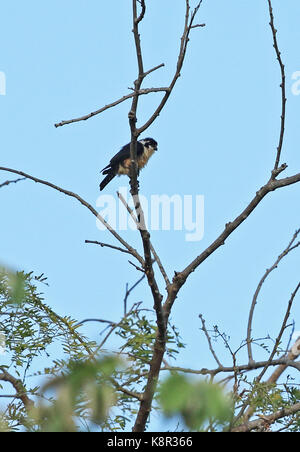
0;177;26;188
131;0;204;432
128;2;166;431
231;401;300;432
137;0;204;135
0;368;34;411
54;87;168;128
267;0;286;173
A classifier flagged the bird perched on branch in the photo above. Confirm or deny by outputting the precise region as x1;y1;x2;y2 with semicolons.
99;138;158;191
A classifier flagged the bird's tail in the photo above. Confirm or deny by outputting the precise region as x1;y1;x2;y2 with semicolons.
100;172;115;191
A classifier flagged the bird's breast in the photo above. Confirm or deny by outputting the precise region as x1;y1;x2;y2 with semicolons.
117;147;155;176
138;147;155;169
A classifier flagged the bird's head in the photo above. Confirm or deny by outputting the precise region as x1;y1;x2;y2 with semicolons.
141;137;158;151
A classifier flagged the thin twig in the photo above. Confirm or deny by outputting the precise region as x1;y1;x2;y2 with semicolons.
95;302;143;353
267;0;286;173
117;190;138;224
128;260;145;273
110;379;143;401
190;23;206;29
74;318;116;327
117;191;171;287
266;316;300;385
231;402;300;432
164;168;300;317
54;87;169;128
246;230;300;362
0;166;144;267
135;0;146;25
143;63;165;77
123;274;145;316
137;0;205;135
160;357;300;378
199;314;222;367
0;177;26;188
85;239;138;259
235;334;300;427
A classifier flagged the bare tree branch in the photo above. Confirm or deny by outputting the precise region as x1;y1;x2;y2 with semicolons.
137;0;205;135
267;0;286;173
128;3;167;432
75;318;116;327
124;11;170;431
266;335;300;385
94;302;143;354
123;274;145;316
267;283;300;371
117;191;171;287
161;357;300;378
231;401;300;432
85;239;140;260
131;1;204;432
0;177;26;188
0;368;34;411
0;166;144;267
143;63;165;77
165;168;300;315
54;86;168;128
136;0;146;25
199;314;223;368
247;230;300;362
235;336;300;427
110;379;143;401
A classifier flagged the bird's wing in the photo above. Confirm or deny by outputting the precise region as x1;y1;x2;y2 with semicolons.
101;142;144;173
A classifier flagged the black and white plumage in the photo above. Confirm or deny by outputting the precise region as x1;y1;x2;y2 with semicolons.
99;138;158;191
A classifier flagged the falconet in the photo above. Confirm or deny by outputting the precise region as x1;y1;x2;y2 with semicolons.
99;138;158;191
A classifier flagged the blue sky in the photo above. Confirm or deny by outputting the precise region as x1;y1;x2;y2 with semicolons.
1;0;300;430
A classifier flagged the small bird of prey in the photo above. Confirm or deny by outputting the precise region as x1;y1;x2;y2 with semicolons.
99;138;158;191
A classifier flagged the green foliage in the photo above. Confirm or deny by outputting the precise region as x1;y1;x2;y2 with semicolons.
159;373;233;431
5;271;27;305
0;268;93;369
0;267;187;432
0;267;98;431
29;357;119;432
1;267;299;432
116;309;184;369
248;381;284;414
